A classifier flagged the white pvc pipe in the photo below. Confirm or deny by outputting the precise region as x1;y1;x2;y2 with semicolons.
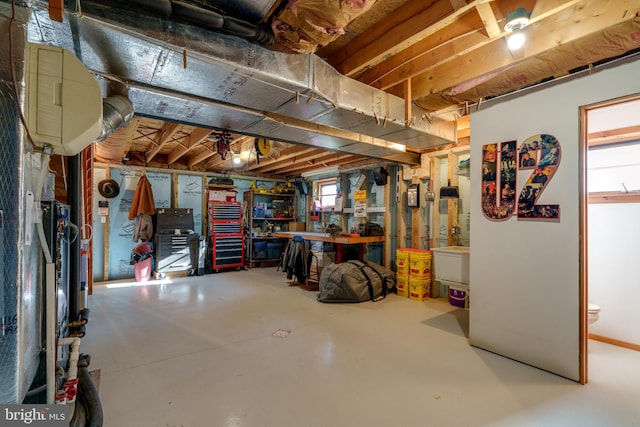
58;337;82;381
35;153;56;404
45;262;56;403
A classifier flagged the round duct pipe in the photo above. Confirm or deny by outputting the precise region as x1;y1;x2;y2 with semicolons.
96;95;134;142
170;1;273;44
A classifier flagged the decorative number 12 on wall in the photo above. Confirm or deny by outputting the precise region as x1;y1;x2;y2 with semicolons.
481;134;561;221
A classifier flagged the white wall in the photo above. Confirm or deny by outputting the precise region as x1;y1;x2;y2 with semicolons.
589;203;640;344
470;58;640;381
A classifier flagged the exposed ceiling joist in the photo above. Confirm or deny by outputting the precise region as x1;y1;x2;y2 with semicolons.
249;149;341;174
278;155;363;177
242;146;319;172
325;0;460;77
168;127;212;165
361;0;585;91
405;0;639;100
475;2;501;38
147;122;181;161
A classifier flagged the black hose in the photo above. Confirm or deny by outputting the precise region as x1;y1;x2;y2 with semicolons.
70;390;87;427
77;354;103;427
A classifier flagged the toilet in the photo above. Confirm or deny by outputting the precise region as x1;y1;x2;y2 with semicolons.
588;304;601;325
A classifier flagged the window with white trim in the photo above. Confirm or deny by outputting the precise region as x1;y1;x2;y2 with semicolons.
588;140;640;204
318;180;337;209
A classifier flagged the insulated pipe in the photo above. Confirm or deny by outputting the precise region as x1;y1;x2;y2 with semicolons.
77;354;103;427
170;1;273;44
95;95;134;142
68;154;82;323
97;0;273;44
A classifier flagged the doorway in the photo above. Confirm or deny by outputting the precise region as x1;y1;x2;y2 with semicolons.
582;95;640;362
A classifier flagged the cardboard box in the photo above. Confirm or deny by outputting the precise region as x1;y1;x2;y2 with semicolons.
208;190;236;201
288;221;306;231
311;251;336;267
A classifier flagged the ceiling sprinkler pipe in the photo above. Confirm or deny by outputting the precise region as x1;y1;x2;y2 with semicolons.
97;95;134;142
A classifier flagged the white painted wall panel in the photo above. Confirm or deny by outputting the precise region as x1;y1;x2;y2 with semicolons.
588;203;640;345
469;58;640;381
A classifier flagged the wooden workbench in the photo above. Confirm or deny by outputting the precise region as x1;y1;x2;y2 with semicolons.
273;232;384;263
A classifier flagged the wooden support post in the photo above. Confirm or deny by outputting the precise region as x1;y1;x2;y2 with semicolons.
404;79;412;128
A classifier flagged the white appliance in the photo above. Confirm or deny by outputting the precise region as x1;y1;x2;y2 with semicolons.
26;43;103;155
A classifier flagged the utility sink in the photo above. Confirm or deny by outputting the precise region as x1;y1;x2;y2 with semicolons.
431;246;470;284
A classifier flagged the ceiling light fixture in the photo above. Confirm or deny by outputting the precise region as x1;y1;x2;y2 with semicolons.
504;7;531;51
232;151;241;165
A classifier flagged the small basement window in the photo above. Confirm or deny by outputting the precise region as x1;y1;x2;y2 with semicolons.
318;179;337;209
588;140;640;203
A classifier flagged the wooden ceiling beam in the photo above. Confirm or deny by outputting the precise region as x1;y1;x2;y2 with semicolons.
361;0;583;91
242;146;316;171
407;0;639;100
476;2;501;38
281;155;363;177
187;146;217;168
358;11;486;87
167;127;212;165
266;152;359;175
147;122;181;161
246;148;327;173
327;0;459;77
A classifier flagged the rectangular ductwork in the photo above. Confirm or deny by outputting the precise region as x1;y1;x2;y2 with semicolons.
24;4;456;163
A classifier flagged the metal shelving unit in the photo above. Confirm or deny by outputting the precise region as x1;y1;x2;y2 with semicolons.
244;191;296;268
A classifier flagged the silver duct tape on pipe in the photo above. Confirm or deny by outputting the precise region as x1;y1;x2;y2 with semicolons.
26;4;454;153
0;3;44;404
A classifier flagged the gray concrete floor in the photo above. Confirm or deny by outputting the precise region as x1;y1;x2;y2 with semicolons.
83;268;640;427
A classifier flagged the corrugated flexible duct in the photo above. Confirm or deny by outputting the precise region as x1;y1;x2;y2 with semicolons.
97;95;135;142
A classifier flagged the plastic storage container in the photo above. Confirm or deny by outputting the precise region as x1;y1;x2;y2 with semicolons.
253;241;267;259
396;248;411;275
449;287;469;308
409;276;430;301
134;257;152;282
409;249;432;277
267;242;283;260
396;274;409;298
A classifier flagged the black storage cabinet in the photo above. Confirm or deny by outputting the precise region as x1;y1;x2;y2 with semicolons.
154;208;199;275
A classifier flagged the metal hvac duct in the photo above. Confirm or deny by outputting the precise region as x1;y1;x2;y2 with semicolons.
24;3;456;164
97;95;135;142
